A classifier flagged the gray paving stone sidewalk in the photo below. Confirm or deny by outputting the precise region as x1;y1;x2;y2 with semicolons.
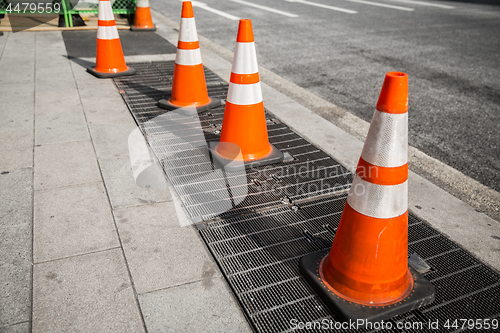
0;31;251;333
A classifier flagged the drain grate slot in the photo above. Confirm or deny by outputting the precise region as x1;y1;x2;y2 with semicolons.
423;284;500;324
239;277;317;315
425;265;500;306
115;61;500;333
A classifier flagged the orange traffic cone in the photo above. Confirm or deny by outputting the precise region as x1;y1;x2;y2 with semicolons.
87;0;136;78
158;1;221;112
300;72;434;323
209;19;284;171
130;0;156;31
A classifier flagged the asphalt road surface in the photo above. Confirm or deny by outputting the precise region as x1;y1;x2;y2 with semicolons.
151;0;500;193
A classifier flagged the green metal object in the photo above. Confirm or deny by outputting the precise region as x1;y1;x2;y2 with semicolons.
0;0;136;28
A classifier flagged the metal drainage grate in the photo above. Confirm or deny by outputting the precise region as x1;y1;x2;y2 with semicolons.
115;62;500;333
200;196;500;333
115;61;353;222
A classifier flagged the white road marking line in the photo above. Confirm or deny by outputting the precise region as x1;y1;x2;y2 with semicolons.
284;0;357;14
382;0;454;9
231;0;299;17
190;1;241;20
343;0;414;11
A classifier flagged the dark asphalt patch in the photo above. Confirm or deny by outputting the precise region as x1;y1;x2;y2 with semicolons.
62;30;176;58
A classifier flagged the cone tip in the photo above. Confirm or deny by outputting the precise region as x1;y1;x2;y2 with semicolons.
182;1;194;18
237;19;254;43
376;72;408;114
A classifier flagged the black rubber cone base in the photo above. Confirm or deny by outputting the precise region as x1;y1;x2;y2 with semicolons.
87;66;136;79
130;25;157;32
300;249;435;326
210;143;284;172
158;98;222;114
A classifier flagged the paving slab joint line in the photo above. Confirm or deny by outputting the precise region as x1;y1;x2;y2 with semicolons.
0;31;8;60
110;198;175;212
34;126;91;145
136;273;225;296
69;58;150;333
149;10;499;223
190;222;253;328
33;246;122;265
87;161;150;333
0;320;31;330
29;31;37;333
34;179;104;193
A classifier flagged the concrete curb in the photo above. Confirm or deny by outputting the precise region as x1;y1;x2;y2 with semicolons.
151;10;500;272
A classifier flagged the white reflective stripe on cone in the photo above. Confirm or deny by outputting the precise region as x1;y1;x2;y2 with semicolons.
98;1;115;21
179;18;198;42
347;175;408;219
232;42;259;75
175;48;202;66
361;110;408;168
227;82;263;105
136;0;149;8
97;26;119;40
